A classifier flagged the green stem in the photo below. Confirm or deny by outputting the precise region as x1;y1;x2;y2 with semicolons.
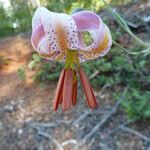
103;0;150;49
64;50;80;69
113;40;139;55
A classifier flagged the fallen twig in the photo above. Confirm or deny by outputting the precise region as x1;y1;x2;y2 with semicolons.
96;83;111;97
119;126;150;143
61;139;78;146
30;122;57;128
29;119;72;129
38;131;64;150
30;123;64;150
105;114;150;143
73;111;91;127
57;119;73;125
89;70;100;80
105;119;135;137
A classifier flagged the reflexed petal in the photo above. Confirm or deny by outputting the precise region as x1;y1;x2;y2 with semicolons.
32;7;43;31
31;7;80;61
72;11;112;62
72;11;105;50
31;24;44;50
31;25;58;59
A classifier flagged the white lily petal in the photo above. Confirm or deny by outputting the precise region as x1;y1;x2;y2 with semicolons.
31;7;80;61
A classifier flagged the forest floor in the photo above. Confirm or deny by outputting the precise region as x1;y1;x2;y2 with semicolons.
0;1;150;150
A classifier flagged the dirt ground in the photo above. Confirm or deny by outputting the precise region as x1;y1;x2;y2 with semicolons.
0;1;150;150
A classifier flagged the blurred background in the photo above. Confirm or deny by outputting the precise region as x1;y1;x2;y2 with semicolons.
0;0;150;149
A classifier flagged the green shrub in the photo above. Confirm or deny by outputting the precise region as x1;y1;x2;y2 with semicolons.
121;89;150;120
17;67;26;81
34;62;62;82
28;53;63;83
28;53;41;70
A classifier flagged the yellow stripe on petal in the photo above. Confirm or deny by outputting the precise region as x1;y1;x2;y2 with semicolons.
79;51;93;59
91;33;109;54
55;18;68;53
79;33;109;60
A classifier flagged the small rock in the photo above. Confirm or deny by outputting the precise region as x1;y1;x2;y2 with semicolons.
25;117;32;123
99;143;112;150
18;129;23;135
0;122;3;129
4;105;14;112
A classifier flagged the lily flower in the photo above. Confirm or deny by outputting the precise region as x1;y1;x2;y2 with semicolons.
31;7;112;111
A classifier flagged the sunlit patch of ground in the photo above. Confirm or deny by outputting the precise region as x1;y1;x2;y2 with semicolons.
0;35;57;121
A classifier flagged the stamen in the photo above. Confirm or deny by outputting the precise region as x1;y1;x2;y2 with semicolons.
72;71;77;106
53;69;66;111
62;69;73;111
79;67;98;108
